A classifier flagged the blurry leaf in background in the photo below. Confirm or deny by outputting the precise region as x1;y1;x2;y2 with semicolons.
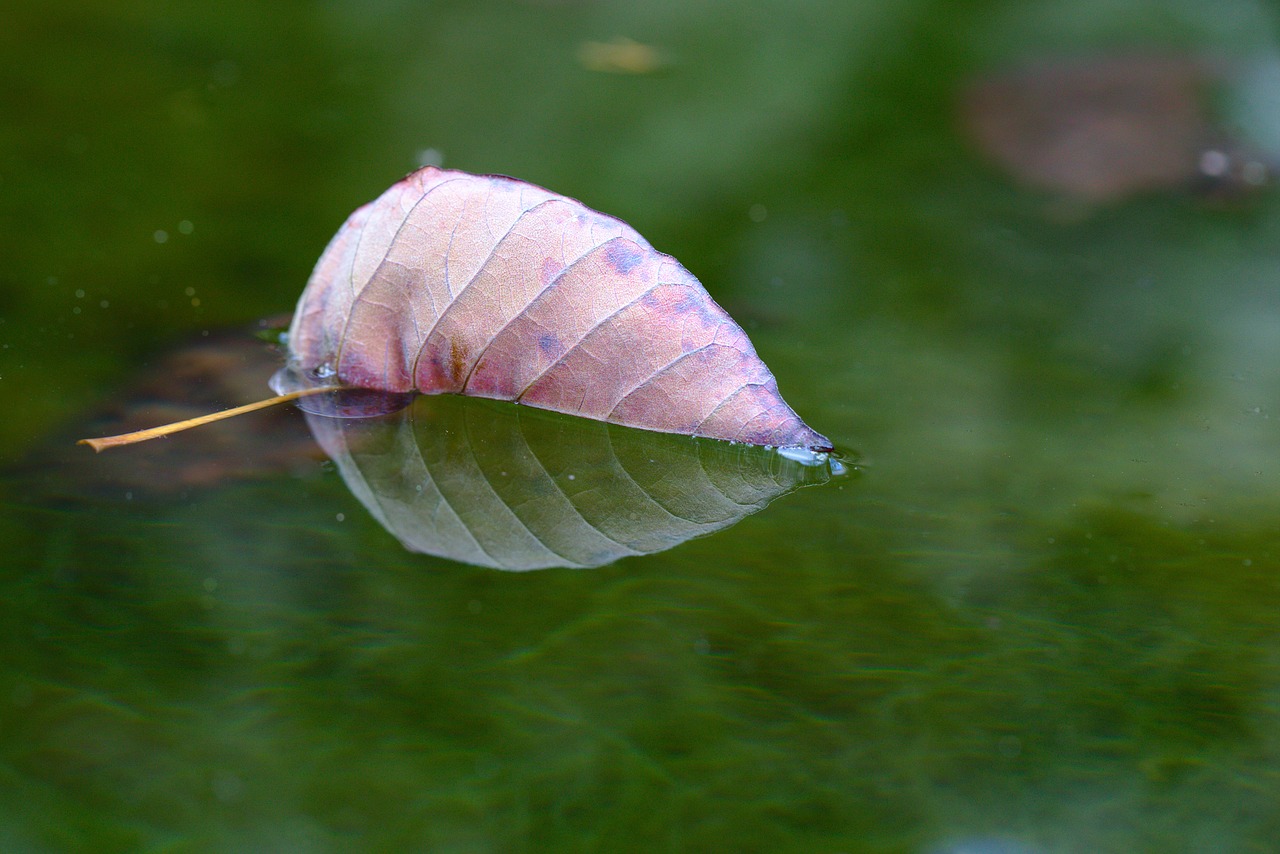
576;37;667;75
958;54;1274;203
305;395;838;570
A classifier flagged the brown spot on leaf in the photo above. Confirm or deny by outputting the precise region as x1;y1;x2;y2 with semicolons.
449;340;469;385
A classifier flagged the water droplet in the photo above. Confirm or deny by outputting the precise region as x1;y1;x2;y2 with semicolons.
153;229;169;244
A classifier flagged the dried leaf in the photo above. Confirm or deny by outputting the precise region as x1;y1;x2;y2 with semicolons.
283;167;830;450
306;394;835;570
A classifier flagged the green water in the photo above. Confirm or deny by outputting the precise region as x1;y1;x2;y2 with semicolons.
4;1;1280;851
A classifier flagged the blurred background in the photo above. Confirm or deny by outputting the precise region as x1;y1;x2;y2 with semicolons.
2;0;1279;851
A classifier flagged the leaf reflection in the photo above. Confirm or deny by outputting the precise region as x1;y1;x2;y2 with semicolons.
304;395;835;570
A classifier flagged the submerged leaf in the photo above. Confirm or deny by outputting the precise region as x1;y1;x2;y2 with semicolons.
305;395;835;571
55;327;324;489
284;167;830;450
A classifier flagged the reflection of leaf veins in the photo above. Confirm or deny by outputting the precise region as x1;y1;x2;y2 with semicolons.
305;395;837;571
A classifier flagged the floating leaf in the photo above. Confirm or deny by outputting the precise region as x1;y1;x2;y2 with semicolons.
283;167;831;451
78;169;830;454
306;394;836;571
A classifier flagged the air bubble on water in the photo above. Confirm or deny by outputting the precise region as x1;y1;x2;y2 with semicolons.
269;364;415;418
777;446;829;467
154;230;169;244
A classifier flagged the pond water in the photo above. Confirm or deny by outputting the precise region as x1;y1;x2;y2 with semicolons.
4;1;1280;851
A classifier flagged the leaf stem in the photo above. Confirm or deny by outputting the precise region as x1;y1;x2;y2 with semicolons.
78;386;340;452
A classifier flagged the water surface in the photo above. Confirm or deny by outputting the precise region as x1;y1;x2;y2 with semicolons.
3;1;1279;851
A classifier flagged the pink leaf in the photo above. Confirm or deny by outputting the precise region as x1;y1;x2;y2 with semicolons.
284;167;830;450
